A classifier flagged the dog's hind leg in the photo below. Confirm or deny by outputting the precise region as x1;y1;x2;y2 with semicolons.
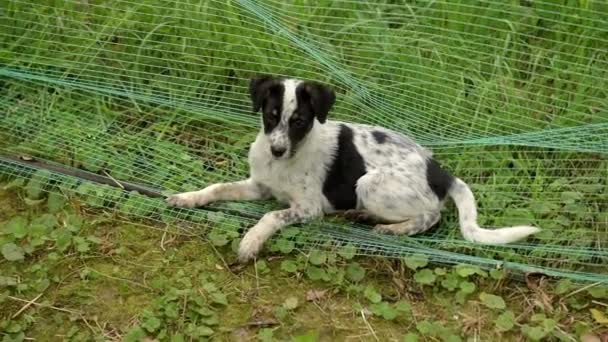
373;212;441;236
343;209;387;224
355;168;443;236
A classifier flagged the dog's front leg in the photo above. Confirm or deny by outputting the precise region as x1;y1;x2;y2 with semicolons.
166;178;270;208
238;204;320;263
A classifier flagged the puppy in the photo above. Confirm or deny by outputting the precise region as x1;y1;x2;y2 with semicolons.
167;75;540;263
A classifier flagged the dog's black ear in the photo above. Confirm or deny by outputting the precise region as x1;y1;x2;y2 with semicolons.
301;81;336;124
249;75;278;112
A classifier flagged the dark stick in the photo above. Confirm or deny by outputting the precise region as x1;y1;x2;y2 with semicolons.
0;153;263;220
0;154;163;198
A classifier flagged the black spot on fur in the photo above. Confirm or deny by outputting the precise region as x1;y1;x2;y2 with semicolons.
426;158;454;200
288;84;319;149
372;131;388;144
298;81;336;124
249;76;284;134
323;125;367;210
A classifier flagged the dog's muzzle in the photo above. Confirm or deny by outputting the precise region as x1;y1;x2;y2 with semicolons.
270;146;287;157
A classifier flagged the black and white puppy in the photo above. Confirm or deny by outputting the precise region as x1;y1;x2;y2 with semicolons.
167;76;540;263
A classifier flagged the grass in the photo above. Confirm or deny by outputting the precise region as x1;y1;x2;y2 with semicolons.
1;183;608;341
0;0;607;339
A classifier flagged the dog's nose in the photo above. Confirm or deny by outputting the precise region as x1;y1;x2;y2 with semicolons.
270;146;287;157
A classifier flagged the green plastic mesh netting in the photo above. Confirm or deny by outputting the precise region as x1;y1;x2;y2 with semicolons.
1;0;606;282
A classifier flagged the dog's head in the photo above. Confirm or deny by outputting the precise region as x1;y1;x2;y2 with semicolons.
249;75;336;159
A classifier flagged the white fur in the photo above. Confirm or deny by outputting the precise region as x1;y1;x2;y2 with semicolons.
268;79;301;158
448;178;541;244
166;78;540;262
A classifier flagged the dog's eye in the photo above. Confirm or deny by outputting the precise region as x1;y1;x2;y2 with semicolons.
292;119;306;128
267;110;279;123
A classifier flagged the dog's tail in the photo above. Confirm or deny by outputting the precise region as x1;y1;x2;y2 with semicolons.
447;178;540;244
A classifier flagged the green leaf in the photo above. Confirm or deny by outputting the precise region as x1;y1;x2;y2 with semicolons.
395;300;411;313
554;279;573;295
171;333;185;342
255;260;270;275
308;250;327;265
87;235;103;244
2;243;24;261
29;224;50;240
200;315;220;326
403;254;428;270
164;303;179;319
206;211;225;224
541;318;556;332
455;264;486;278
455;289;470;305
306;266;327;281
273;306;289;320
65;214;83;232
195;306;215;317
402;333;419;342
47;192;66;213
0;276;18;286
280;260;298;273
6;217;28;239
364;286;382;303
414;269;436;285
440;333;462;342
459;281;476;294
370;301;398;320
189;325;214;337
587;286;608;299
479;292;506;310
530;201;559;215
590;308;608;324
73;236;90;253
54;229;72;252
494;310;515;331
521;325;547;341
210;292;228;306
202;282;218;292
489;268;506;280
560;191;582;204
338;243;356;260
416;320;435;335
346;263;365;282
231;238;240;254
32;213;57;229
283;297;299;310
292;330;319;342
24;197;45;206
35;278;50;292
142;316;161;332
25;170;50;199
276;239;295;254
3;178;24;190
441;273;460;291
258;328;274;342
208;230;229;246
434;267;447;276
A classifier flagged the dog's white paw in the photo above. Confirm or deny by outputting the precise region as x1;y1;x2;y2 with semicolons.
373;219;417;235
238;233;264;263
166;192;208;208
